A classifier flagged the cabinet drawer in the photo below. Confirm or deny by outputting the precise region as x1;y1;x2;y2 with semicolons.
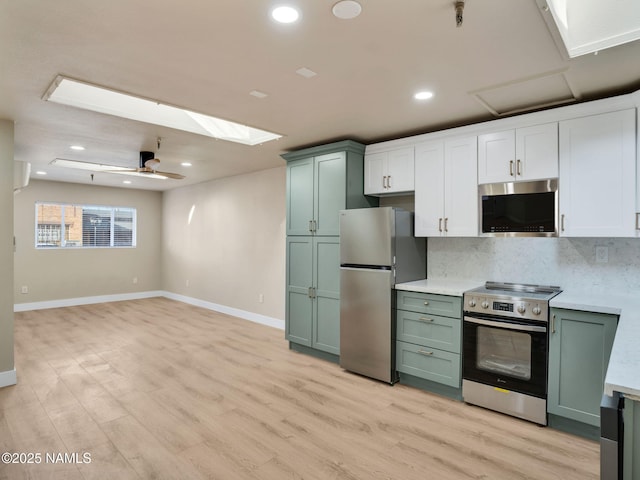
396;341;461;388
396;290;461;318
396;310;461;354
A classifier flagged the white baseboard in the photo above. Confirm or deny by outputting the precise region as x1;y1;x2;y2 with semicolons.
0;369;17;388
13;290;285;331
14;291;165;312
161;291;285;330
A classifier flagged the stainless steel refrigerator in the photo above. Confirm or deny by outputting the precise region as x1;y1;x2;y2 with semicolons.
339;207;426;383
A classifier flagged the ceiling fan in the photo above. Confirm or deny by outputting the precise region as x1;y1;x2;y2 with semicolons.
125;151;185;180
50;151;185;180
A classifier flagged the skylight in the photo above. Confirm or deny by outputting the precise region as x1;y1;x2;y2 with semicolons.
43;76;282;146
544;0;640;57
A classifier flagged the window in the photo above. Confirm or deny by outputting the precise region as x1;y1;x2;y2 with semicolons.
35;203;136;248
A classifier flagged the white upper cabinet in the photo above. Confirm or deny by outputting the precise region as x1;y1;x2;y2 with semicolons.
415;136;478;237
559;109;637;237
364;147;414;195
478;123;558;184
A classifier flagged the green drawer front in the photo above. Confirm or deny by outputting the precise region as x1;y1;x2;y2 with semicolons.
396;341;461;388
396;310;461;354
396;290;461;318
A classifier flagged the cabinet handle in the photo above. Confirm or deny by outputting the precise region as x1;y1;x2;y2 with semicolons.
444;217;448;232
418;350;434;356
636;213;639;230
509;160;514;176
517;159;522;176
308;287;313;298
418;317;434;323
382;176;387;189
561;214;565;232
313;220;317;233
388;175;392;189
438;218;443;232
551;314;556;334
423;301;429;306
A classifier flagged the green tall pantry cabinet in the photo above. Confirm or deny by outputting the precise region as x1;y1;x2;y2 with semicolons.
282;141;376;359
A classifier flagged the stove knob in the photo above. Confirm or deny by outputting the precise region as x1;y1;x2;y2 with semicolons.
468;298;476;308
481;300;490;309
532;306;542;316
517;304;526;314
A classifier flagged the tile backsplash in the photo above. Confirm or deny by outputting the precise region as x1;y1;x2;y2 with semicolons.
427;237;640;293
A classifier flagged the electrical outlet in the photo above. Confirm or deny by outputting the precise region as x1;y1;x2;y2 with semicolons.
595;246;609;263
186;279;190;287
132;277;138;284
259;293;264;303
21;286;28;294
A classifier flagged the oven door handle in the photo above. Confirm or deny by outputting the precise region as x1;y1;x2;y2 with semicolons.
464;316;547;333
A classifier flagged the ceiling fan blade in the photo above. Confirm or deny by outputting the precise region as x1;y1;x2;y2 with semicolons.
154;171;185;180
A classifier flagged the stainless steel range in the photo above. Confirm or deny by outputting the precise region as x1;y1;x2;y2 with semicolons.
462;282;562;425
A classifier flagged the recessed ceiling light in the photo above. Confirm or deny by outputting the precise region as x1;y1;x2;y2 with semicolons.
296;67;317;78
414;91;434;100
70;145;85;151
249;90;269;99
181;162;192;167
123;180;132;184
36;171;47;175
332;1;362;20
43;76;282;146
272;6;299;23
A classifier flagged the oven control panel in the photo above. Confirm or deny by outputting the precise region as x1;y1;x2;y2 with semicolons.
463;295;549;322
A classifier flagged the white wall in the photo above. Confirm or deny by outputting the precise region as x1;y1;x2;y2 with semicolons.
0;120;15;383
428;237;640;293
162;166;286;321
14;180;163;304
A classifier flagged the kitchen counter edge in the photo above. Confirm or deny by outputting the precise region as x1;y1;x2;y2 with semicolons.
394;278;483;297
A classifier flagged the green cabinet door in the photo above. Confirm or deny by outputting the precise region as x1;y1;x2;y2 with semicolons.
286;237;313;345
548;308;618;426
286;236;341;355
313;237;340;354
314;152;346;236
286;158;314;236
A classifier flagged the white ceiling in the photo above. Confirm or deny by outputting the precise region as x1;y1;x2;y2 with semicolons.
2;0;640;191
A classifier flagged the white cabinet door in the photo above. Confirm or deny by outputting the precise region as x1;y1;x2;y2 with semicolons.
479;124;558;184
516;123;558;181
364;147;414;195
386;147;414;193
415;141;445;237
364;152;387;195
559;109;636;237
444;136;478;237
415;136;477;237
478;130;515;184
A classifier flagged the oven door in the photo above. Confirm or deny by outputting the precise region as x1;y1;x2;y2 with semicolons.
463;314;547;398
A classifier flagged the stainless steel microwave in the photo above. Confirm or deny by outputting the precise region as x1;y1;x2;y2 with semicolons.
479;179;558;237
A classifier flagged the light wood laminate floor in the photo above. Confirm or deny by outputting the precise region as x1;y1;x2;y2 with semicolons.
1;298;598;479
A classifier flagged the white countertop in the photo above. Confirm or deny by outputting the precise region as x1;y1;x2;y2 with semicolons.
394;278;483;297
550;290;640;399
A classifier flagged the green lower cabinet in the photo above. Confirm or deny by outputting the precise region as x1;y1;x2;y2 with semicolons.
395;290;463;392
285;236;340;355
624;398;640;480
396;309;461;354
396;341;461;388
548;308;618;427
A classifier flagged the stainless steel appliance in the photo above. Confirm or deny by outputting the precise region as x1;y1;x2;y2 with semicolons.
601;392;624;480
480;179;558;237
339;207;426;384
462;282;562;425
